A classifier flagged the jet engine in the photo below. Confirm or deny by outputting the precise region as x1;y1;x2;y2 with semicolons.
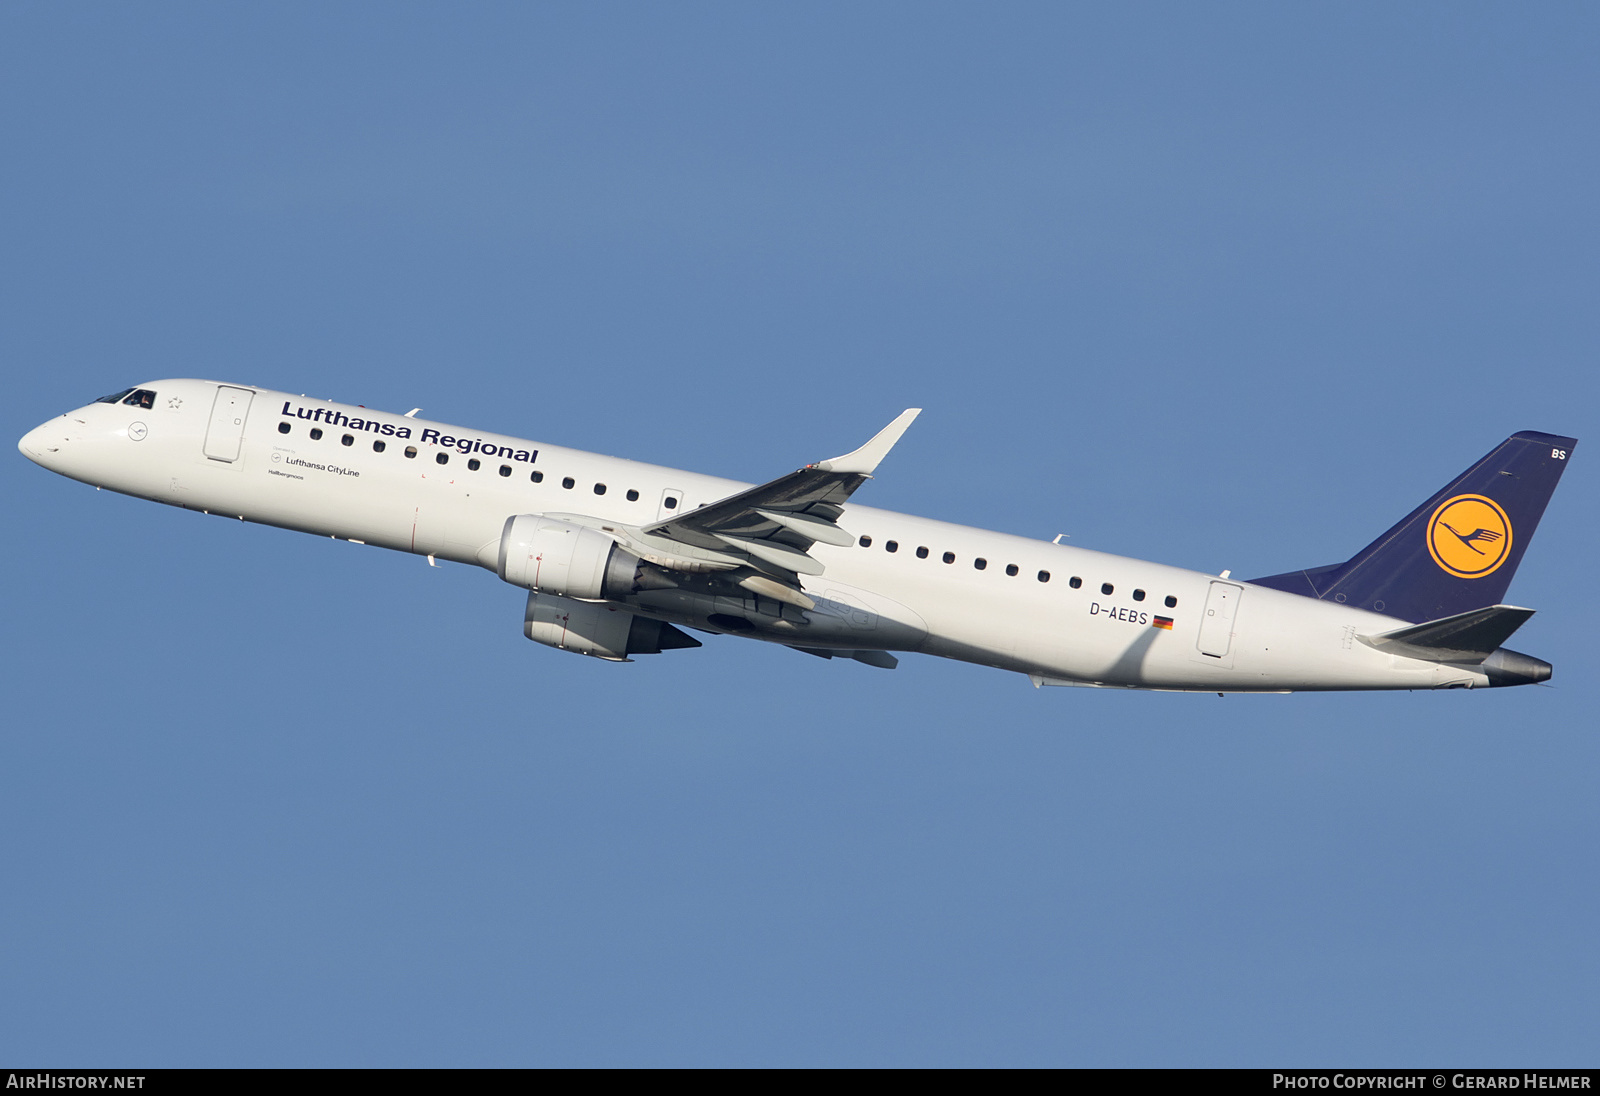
497;515;641;600
523;591;701;661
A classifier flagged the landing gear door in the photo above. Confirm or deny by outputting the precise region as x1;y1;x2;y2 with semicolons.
204;385;255;462
1197;581;1243;659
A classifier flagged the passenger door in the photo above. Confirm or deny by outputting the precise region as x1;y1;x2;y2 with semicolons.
1197;581;1243;659
203;386;254;462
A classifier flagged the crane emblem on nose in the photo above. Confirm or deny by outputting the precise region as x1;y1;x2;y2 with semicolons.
1427;494;1512;578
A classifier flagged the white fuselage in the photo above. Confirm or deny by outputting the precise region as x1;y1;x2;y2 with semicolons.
19;379;1498;691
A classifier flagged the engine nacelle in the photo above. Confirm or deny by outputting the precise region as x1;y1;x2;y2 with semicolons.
523;591;701;661
498;515;640;599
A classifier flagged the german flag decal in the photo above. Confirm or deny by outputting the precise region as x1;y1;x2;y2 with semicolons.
1152;616;1174;631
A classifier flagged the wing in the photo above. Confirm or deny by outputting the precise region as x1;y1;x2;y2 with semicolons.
640;408;921;587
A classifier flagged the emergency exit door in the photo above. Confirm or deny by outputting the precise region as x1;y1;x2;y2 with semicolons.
657;487;684;521
204;385;255;462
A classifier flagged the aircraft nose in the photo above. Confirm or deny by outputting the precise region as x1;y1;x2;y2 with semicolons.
18;418;74;466
19;422;50;463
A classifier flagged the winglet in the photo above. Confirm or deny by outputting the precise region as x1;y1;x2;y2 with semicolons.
814;409;921;475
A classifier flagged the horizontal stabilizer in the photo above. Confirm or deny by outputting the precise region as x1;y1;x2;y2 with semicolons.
1359;604;1535;664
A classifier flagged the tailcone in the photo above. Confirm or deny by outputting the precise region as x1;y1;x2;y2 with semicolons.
1479;647;1552;687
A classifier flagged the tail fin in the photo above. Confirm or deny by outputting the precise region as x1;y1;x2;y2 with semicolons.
1249;432;1576;622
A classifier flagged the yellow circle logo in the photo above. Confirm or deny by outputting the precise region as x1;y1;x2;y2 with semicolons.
1427;494;1513;579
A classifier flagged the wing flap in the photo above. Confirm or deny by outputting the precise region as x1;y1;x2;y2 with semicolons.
756;508;856;547
714;533;826;575
787;646;900;669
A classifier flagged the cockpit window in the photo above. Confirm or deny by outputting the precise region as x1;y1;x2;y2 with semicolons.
121;389;157;409
95;388;135;404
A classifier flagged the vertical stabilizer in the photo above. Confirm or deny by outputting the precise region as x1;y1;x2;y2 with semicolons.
1250;432;1576;622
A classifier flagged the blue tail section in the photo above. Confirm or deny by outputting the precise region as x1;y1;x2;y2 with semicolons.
1249;432;1577;623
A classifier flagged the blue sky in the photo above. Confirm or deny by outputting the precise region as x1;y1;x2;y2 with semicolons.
3;2;1596;1066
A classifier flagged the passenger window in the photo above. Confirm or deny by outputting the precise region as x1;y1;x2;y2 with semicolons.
626;489;639;501
435;452;448;465
467;458;481;471
277;422;291;435
404;446;417;459
664;496;678;509
530;471;544;483
498;465;511;477
310;428;323;441
974;558;987;570
886;540;898;553
342;434;354;447
942;552;955;564
1069;576;1082;589
916;546;929;559
859;535;872;547
122;389;156;409
96;388;135;404
1101;583;1114;595
1038;570;1051;583
373;440;386;453
1133;589;1145;601
562;477;575;489
594;483;606;495
1005;564;1018;576
1165;595;1178;608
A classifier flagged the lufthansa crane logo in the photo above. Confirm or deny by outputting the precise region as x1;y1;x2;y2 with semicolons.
1427;494;1513;579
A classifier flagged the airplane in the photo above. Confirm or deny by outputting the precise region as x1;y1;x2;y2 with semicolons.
18;379;1577;692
